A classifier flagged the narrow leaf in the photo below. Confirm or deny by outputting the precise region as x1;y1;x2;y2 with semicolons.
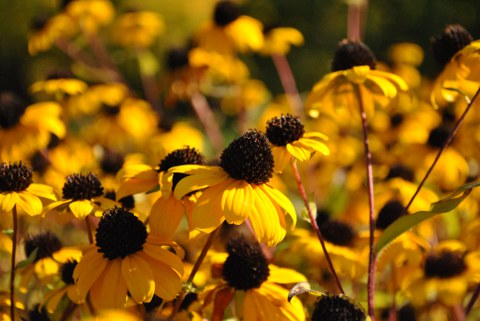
16;247;38;269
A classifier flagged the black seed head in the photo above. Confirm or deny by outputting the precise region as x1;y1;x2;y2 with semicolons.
24;232;62;263
431;24;473;67
312;294;366;321
60;260;78;285
166;47;190;71
220;130;274;184
390;113;404;128
424;250;467;278
105;190;135;209
95;207;148;260
397;304;417;321
331;39;377;72
101;103;121;116
180;292;198;311
25;304;50;321
386;165;414;182
265;114;305;146
0;162;33;192
62;173;104;200
0;92;27;129
427;125;451;149
214;1;240;26
376;200;406;230
144;294;163;312
30;152;51;175
158;147;206;190
317;214;356;247
100;149;125;174
222;236;270;290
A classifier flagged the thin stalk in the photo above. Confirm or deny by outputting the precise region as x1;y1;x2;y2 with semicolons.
354;84;376;320
190;92;224;156
404;86;480;214
465;283;480;316
290;158;344;294
347;0;368;41
87;33;126;84
169;227;220;321
10;205;18;321
136;49;163;115
85;216;94;244
59;301;77;321
271;54;303;117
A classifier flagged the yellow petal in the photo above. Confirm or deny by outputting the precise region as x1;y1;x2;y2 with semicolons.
271;146;291;173
294;138;330;156
90;260;128;309
249;186;284;246
260;184;296;227
69;200;93;219
268;265;307;284
72;248;107;303
44;288;67;313
367;74;399;98
149;195;184;239
142;243;184;275
222;180;254;225
0;192;18;213
286;143;311;161
172;166;228;199
190;180;230;232
17;192;43;216
27;183;57;201
121;254;155;304
140;252;182;301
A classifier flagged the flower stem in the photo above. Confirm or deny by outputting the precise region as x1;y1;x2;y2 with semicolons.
59;301;77;321
10;205;18;321
465;283;480;316
354;84;376;320
271;54;303;117
290;158;344;294
190;92;224;156
404;86;480;213
347;0;368;41
85;216;94;244
169;227;220;321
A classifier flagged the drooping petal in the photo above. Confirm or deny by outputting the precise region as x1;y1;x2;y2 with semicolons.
0;192;18;213
69;200;93;219
295;137;330;156
27;183;57;201
172;165;228;199
249;186;284;246
17;192;43;216
72;248;107;303
222;180;254;225
268;265;307;284
271;146;291;173
286;143;311;161
121;254;155;304
116;164;158;200
367;74;399;98
260;184;296;227
140;252;182;301
149;194;184;239
142;243;184;275
90;260;128;309
44;288;67;313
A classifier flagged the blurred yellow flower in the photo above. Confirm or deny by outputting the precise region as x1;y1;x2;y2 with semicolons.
261;27;304;56
112;11;164;49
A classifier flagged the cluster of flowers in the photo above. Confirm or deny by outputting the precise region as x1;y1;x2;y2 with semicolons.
2;0;480;320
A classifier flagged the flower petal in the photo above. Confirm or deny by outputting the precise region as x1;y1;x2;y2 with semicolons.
72;248;107;303
90;260;128;309
0;192;18;213
268;265;307;284
142;243;184;276
222;180;254;225
149;194;184;239
69;200;93;219
286;143;311;161
140;252;182;301
260;184;296;228
26;183;57;201
190;180;230;232
172;165;228;199
16;192;43;216
121;254;155;304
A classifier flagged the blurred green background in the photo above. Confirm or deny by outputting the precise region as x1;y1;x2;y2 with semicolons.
1;0;480;98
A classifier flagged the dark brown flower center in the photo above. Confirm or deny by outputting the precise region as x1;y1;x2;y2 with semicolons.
376;200;406;230
312;295;366;321
0;162;33;192
24;232;62;262
166;47;190;71
104;190;135;209
62;173;104;200
213;1;240;26
222;236;270;290
331;39;377;72
427;125;451;149
100;149;125;174
158;147;206;190
61;260;78;285
424;250;467;278
431;24;473;67
0;92;27;129
220;130;274;184
316;211;356;246
95;207;147;260
265;114;305;146
386;164;414;182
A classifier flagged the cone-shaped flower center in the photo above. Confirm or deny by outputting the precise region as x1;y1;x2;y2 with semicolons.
100;149;125;174
316;211;356;246
105;190;135;209
386;164;414;182
376;200;406;230
424;250;467;278
222;236;270;290
427;125;451;149
62;173;104;200
0;92;27;129
312;295;366;321
24;232;62;262
61;260;78;285
331;39;377;72
266;114;305;146
95;207;148;260
158;147;206;190
214;1;240;26
27;305;50;321
220;130;274;184
431;24;473;66
0;162;33;192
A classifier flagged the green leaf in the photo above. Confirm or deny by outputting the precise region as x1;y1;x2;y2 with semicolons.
16;247;38;269
375;184;475;254
2;229;13;236
301;202;317;223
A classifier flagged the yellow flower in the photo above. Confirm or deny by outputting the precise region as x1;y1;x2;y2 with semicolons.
0;162;56;216
165;130;296;246
195;1;263;55
306;39;408;118
28;13;76;55
30;77;87;97
200;236;306;321
82;310;141;321
63;0;115;35
73;207;184;309
260;27;304;56
0;93;66;161
112;11;164;49
265;114;329;172
42;259;81;313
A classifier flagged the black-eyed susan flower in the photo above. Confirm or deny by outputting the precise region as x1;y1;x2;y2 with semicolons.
28;13;76;55
42;260;79;313
265;114;329;172
45;172;113;219
311;294;368;321
62;0;115;35
0;162;56;216
306;39;408;118
30;72;88;98
72;207;184;309
112;10;164;49
0;92;66;161
430;24;480;108
195;0;264;55
165;130;296;246
260;26;304;56
200;236;306;321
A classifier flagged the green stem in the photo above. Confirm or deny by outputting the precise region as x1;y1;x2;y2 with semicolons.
290;158;344;294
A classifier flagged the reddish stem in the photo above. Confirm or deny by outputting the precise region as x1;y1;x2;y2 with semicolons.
272;54;303;117
10;205;18;321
